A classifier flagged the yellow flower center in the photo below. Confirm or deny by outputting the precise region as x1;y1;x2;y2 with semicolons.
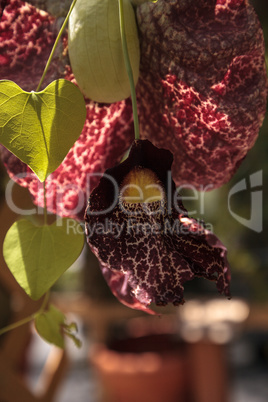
120;167;164;203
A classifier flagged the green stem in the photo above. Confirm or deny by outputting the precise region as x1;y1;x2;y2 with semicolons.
118;0;140;140
36;0;78;220
36;0;78;92
0;292;50;337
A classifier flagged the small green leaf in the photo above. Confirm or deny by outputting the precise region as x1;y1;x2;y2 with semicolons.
35;305;82;349
3;218;84;300
62;322;82;348
0;79;86;182
35;305;66;348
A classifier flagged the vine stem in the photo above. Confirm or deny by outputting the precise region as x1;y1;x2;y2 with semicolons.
118;0;140;140
35;0;77;221
0;292;50;337
36;0;78;92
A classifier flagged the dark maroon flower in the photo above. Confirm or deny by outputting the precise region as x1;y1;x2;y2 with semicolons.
0;0;58;90
85;140;231;313
1;0;267;219
100;263;157;315
0;0;8;18
0;0;134;220
136;0;267;189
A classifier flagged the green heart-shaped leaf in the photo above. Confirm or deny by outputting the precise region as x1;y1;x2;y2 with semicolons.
3;218;84;300
0;79;86;182
35;305;82;349
35;305;66;348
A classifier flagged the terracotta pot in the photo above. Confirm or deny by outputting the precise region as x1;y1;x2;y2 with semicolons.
90;332;188;402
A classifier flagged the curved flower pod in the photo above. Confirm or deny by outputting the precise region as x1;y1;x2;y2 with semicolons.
68;0;140;103
85;140;231;313
136;0;268;189
1;0;267;220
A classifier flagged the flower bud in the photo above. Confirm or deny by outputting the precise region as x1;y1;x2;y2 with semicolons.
68;0;140;103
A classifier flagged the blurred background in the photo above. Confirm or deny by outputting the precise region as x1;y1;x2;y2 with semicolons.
0;0;267;401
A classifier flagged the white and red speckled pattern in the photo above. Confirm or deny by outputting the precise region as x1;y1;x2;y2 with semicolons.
0;0;60;90
136;0;267;189
85;140;231;313
0;1;134;220
99;261;157;315
1;0;267;219
86;201;231;312
1;90;134;220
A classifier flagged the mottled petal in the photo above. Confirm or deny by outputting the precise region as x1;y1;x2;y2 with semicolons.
1;95;134;220
174;216;231;298
2;0;266;222
85;140;231;312
136;0;267;189
0;0;64;90
0;1;134;220
0;0;8;18
100;261;157;315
